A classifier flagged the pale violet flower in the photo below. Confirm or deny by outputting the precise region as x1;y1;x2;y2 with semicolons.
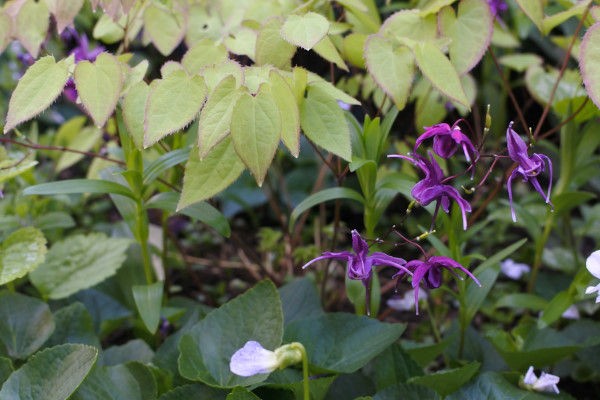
387;289;427;312
500;259;530;280
337;100;351;111
522;366;560;394
230;341;279;377
585;250;600;303
561;305;580;320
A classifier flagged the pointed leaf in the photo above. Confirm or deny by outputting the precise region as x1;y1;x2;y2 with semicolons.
4;56;73;133
255;17;296;69
30;233;131;299
142;148;190;185
74;53;123;127
177;139;245;209
300;85;352;161
144;71;206;147
0;227;46;286
408;362;480;397
581;22;600;111
313;35;348;71
270;71;300;157
122;81;149;150
280;12;330;50
132;282;163;334
143;3;186;56
23;179;136;200
542;0;591;34
231;85;281;186
514;0;544;31
46;0;84;34
15;0;50;57
289;187;364;228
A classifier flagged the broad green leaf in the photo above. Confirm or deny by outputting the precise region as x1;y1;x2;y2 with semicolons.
122;60;149;96
438;0;493;75
342;33;367;68
198;76;243;157
46;0;84;34
143;148;190;185
0;357;12;387
412;41;470;109
182;39;228;74
537;290;573;329
202;61;244;93
226;387;261;400
92;14;124;44
4;56;73;133
525;65;587;109
278;278;324;326
231;85;281;186
243;66;271;95
23;179;136;200
365;35;415;110
380;10;437;42
289;187;364;228
255;17;296;69
178;280;283;388
56;126;102;173
122;81;150;150
542;0;591;34
581;22;600;110
374;383;440;400
177;139;245;209
72;363;155;400
498;53;543;72
143;3;186;56
224;27;257;59
300;85;352;161
514;0;544;31
419;0;457;16
146;191;230;237
306;74;361;105
132;282;163;334
101;340;154;366
284;313;405;373
15;0;50;58
47;303;99;348
158;384;227;400
0;291;54;359
404;340;451;368
0;344;97;400
313;36;348;71
0;227;46;286
30;233;131;299
495;293;548;312
408;362;480;397
371;344;423;390
144;71;207;147
0;12;10;54
281;12;330;50
74;53;123;127
270;71;300;157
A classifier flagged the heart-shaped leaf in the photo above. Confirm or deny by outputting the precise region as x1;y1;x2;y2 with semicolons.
281;12;330;50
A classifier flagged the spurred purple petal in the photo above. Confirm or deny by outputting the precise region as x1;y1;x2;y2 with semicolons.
429;256;481;286
507;168;518;222
506;122;530;164
301;251;353;270
415;123;452;152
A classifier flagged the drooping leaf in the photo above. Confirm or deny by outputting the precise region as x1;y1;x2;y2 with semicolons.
74;53;123;127
231;85;281;186
122;81;150;150
4;56;73;133
0;344;97;400
255;17;296;69
15;0;50;57
177;139;246;209
280;12;330;50
581;22;600;111
289;187;364;228
269;71;300;157
132;282;164;334
0;227;46;286
23;179;136;200
30;233;131;299
143;3;186;56
144;71;207;147
313;35;348;71
0;291;55;359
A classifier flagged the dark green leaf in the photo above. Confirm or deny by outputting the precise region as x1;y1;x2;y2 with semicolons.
407;362;480;397
278;278;324;326
23;179;136;200
289;187;364;229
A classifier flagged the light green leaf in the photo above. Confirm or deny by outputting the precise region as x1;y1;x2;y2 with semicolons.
45;0;84;34
144;71;207;147
0;344;97;400
23;179;136;200
178;280;283;387
313;35;348;71
243;66;271;94
380;10;437;43
514;0;544;31
132;282;163;334
412;42;470;109
365;35;414;110
122;81;150;150
300;85;352;161
280;12;330;50
0;153;37;183
30;233;131;299
177;139;245;209
289;187;364;228
438;0;493;75
498;53;543;72
92;14;124;44
121;59;149;96
0;11;11;54
581;22;600;111
202;60;244;93
4;56;73;133
306;73;361;105
182;39;228;74
270;71;300;157
255;17;296;69
231;85;281;186
224;27;257;59
419;0;457;16
197;76;243;157
143;3;186;56
56;126;102;173
15;0;50;58
0;291;55;359
342;33;367;68
0;227;46;286
74;53;123;127
495;293;548;312
408;362;480;397
542;0;591;35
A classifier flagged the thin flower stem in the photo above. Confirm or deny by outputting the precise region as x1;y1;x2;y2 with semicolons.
527;212;555;293
291;342;310;400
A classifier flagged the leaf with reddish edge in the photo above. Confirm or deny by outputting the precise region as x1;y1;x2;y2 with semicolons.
580;22;600;110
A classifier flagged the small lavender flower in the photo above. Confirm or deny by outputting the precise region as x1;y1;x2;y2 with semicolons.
522;366;560;394
302;230;411;285
389;152;472;230
585;250;600;303
230;341;303;377
500;258;530;280
487;0;508;17
387;289;427;312
414;121;479;162
393;256;480;315
506;122;553;222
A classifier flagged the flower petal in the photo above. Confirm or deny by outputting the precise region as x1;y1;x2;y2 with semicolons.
230;341;279;377
586;250;600;278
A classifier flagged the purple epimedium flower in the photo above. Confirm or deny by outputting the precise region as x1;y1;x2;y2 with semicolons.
389;152;472;230
393;256;481;314
414;121;479;162
506;122;553;222
302;230;411;285
487;0;508;17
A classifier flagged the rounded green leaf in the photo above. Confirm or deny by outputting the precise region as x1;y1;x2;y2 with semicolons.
438;0;493;75
74;53;123;128
231;85;281;186
380;10;437;42
255;17;296;69
15;0;50;58
581;22;600;110
0;227;46;286
177;139;246;209
182;39;228;74
270;71;300;157
143;3;186;56
0;344;97;400
280;12;330;50
30;233;131;299
143;71;207;147
4;56;73;133
365;34;415;110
